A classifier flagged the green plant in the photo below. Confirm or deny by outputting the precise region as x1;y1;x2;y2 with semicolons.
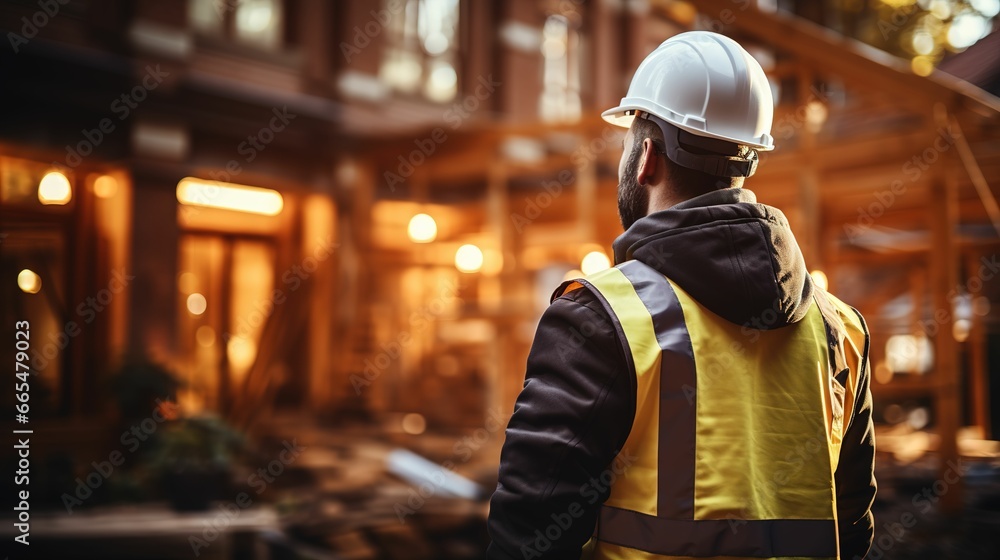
148;415;248;474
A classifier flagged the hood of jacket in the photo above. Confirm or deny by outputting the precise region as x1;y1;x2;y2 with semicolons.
612;188;814;330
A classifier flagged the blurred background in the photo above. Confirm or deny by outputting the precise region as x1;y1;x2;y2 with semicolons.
1;0;1000;558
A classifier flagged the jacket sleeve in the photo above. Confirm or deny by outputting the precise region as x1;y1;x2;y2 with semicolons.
486;288;635;560
835;310;877;560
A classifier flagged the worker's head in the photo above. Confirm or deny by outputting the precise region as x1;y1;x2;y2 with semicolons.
617;114;753;230
604;31;775;229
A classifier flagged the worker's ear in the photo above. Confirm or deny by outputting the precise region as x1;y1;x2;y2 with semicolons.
636;138;660;186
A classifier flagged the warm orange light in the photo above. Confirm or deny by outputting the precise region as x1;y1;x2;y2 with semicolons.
17;269;41;294
911;56;934;77
455;244;484;273
176;177;283;216
94;175;118;198
227;335;257;375
402;413;426;435
953;319;971;343
408;213;437;243
581;251;610;275
186;293;207;315
38;171;72;205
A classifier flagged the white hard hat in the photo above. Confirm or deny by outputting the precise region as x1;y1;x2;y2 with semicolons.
603;31;775;152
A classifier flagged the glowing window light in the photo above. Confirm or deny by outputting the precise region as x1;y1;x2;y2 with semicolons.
236;0;273;33
17;269;41;294
425;63;457;102
581;251;611;275
455;244;484;273
176;178;283;216
38;171;72;205
186;293;208;315
810;270;828;291
886;334;933;374
408;213;438;243
93;175;118;199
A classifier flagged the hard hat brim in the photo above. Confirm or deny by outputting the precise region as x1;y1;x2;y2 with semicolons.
601;105;775;151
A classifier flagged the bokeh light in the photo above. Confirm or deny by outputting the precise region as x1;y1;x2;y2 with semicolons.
581;251;611;275
17;269;41;294
38;171;72;205
407;213;438;243
455;244;484;273
186;293;208;315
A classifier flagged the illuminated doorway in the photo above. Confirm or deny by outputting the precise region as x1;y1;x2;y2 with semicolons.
177;233;277;414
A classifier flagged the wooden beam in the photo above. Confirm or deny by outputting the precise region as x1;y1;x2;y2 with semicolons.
950;116;1000;237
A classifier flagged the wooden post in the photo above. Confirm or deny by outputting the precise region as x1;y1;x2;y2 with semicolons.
576;148;598;242
928;119;963;514
486;162;515;416
966;252;991;438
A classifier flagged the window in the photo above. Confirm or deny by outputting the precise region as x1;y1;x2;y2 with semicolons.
539;14;581;122
188;0;284;50
380;0;460;102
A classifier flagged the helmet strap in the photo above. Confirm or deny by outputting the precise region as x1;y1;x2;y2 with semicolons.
637;112;759;178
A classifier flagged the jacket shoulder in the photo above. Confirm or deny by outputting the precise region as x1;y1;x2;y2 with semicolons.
821;290;870;362
824;292;868;336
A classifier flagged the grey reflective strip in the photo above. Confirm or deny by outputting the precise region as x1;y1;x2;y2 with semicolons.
600;506;838;558
616;260;696;518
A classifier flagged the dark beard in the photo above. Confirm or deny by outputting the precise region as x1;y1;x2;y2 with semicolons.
617;144;649;231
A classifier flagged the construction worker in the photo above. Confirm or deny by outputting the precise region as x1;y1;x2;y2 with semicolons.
487;31;876;560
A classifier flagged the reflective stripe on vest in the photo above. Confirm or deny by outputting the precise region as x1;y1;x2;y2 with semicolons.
570;260;841;560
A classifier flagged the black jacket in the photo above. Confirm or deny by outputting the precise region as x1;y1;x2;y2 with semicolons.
487;188;876;560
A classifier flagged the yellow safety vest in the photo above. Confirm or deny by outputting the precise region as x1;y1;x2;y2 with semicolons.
556;260;868;560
